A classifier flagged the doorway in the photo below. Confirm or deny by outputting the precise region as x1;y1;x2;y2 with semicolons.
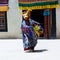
31;9;44;28
30;9;56;38
31;9;44;38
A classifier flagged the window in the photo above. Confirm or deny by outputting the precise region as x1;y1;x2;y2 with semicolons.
0;12;7;32
0;0;8;4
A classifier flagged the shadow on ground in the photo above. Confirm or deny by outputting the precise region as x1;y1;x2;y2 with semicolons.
26;49;48;53
33;49;48;53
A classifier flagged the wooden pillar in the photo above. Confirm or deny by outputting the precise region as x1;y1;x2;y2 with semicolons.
44;9;52;39
44;15;49;38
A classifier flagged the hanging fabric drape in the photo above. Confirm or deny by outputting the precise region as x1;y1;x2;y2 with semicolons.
18;0;59;10
0;0;9;11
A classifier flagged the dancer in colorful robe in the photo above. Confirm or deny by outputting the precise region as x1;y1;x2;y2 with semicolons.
21;9;41;52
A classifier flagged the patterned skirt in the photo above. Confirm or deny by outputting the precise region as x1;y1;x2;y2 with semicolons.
21;26;37;51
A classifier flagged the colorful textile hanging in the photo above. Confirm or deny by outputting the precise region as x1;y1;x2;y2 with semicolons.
18;0;59;10
0;0;8;11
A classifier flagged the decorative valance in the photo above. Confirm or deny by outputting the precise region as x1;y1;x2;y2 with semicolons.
18;0;59;10
0;0;8;11
0;6;8;11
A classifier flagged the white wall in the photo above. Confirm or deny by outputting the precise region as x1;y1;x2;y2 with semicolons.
56;8;60;38
0;0;22;38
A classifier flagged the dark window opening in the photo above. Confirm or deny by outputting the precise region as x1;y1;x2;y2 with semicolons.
0;11;7;32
